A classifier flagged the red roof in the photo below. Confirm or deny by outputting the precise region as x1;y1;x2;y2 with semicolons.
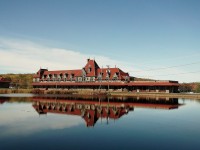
32;59;178;87
34;59;129;80
84;59;99;77
43;69;81;76
96;68;129;80
128;81;179;86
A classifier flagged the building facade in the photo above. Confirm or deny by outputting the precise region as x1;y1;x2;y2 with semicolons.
32;59;179;93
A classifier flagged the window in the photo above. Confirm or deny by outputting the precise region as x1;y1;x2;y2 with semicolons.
49;74;52;79
88;67;92;73
125;76;129;81
97;74;102;81
65;73;68;78
113;73;118;80
90;77;94;81
106;76;109;80
70;74;74;81
78;77;82;82
113;76;118;80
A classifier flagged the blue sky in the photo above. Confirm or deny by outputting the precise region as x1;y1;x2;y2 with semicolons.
0;0;200;82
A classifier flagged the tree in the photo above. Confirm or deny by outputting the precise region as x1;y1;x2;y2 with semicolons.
195;83;200;93
179;83;192;92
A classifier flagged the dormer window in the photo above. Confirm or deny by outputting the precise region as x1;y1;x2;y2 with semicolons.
98;73;102;77
69;74;74;81
88;67;92;73
97;73;102;81
125;76;129;81
113;73;118;80
60;73;63;79
106;73;110;78
64;73;68;78
106;69;111;77
106;76;109;80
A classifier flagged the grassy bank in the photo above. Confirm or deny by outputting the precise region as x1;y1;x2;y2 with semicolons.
109;92;200;99
0;89;200;99
0;89;33;94
33;89;105;95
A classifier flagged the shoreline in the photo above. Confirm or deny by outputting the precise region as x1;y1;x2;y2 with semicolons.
109;92;200;99
0;89;200;99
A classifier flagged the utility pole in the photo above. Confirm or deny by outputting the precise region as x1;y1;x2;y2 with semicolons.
106;65;110;92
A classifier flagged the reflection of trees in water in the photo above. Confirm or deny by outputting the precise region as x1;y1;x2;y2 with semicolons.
0;97;32;103
195;99;200;103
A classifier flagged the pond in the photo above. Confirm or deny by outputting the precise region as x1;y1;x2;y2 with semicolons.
0;94;200;150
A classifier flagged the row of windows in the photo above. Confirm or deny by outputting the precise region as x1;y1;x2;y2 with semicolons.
42;72;120;79
33;76;126;82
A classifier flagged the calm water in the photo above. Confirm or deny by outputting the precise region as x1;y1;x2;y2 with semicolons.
0;94;200;150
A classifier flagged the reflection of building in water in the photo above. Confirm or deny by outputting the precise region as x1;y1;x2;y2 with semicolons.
32;96;180;127
0;100;6;104
33;98;132;127
0;97;9;104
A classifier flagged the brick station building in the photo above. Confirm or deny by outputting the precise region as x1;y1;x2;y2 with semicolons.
32;59;179;93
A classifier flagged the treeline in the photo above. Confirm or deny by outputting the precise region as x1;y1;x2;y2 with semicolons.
179;82;200;93
0;73;33;89
134;77;154;81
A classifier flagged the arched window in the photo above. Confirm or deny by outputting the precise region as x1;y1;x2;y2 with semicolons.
60;73;63;80
113;72;118;80
64;73;68;81
49;74;52;81
97;73;102;81
88;67;92;73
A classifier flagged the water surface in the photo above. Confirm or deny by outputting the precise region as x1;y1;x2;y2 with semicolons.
0;95;200;150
